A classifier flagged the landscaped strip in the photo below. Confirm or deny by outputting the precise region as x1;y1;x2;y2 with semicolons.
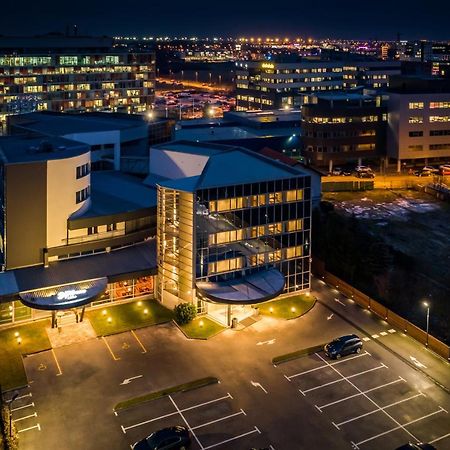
177;317;226;340
257;294;316;320
272;343;326;366
86;299;174;336
114;377;219;411
0;320;52;391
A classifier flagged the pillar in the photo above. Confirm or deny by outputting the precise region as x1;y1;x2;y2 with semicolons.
397;159;402;173
51;310;56;328
328;159;333;174
227;305;232;327
80;306;86;323
357;157;362;167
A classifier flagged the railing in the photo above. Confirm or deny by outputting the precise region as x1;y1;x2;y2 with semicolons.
312;259;450;361
63;229;125;245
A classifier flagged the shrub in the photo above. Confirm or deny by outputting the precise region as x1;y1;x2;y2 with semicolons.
1;406;19;450
174;303;197;325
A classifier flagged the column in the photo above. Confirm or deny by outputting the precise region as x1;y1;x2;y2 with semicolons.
328;159;333;174
397;159;402;173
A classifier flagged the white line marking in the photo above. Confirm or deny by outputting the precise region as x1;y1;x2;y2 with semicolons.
327;314;334;320
429;432;450;444
120;375;143;385
356;408;446;446
15;393;32;400
351;441;359;449
256;339;276;346
284;374;291;382
371;334;379;339
388;329;396;333
191;410;245;430
203;427;260;450
255;426;261;434
335;392;426;427
251;380;268;394
11;403;34;412
362;337;371;342
169;395;203;450
286;351;371;380
332;421;340;430
13;412;37;422
380;331;388;336
18;423;40;433
410;356;427;369
316;353;417;442
269;446;276;450
122;392;233;431
51;349;63;376
334;298;346;306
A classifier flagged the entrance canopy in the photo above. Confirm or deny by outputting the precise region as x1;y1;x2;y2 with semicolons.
196;268;285;305
19;278;108;310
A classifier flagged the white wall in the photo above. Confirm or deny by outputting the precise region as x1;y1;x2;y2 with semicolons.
46;152;91;249
149;148;210;179
63;130;121;170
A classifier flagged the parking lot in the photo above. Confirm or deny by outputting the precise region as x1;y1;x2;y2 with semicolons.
277;344;450;449
117;382;271;449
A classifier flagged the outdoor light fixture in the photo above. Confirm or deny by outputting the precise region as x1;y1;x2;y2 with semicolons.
102;309;107;315
14;332;19;337
269;307;274;313
137;301;142;306
17;337;22;345
199;320;204;327
107;317;112;323
144;309;149;315
291;307;296;313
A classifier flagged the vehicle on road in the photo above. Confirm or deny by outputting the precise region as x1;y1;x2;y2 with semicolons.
132;426;191;450
324;334;363;359
394;443;436;450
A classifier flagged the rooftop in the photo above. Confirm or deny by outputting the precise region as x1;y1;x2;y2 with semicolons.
0;135;89;164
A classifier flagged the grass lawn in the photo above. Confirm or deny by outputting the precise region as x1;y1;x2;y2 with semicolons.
257;294;316;320
178;317;225;340
0;320;51;391
86;299;174;336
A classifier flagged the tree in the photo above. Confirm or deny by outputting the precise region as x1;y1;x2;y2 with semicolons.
174;302;197;325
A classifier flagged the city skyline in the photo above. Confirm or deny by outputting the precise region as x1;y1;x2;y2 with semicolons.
1;0;450;40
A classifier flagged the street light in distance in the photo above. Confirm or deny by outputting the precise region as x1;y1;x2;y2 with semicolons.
423;300;430;347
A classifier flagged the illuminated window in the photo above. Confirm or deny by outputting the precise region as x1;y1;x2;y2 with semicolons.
285;190;303;202
409;116;423;124
430;116;450;123
408;145;423;151
429;102;450;109
286;219;303;232
285;246;303;259
408;102;424;109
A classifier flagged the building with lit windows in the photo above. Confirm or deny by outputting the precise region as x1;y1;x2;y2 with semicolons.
150;141;312;325
386;75;450;169
302;93;387;169
235;57;400;111
0;35;155;131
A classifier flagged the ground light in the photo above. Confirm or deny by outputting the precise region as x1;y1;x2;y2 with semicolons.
199;320;204;328
291;307;296;313
137;301;142;306
14;331;19;338
107;317;112;323
269;307;274;313
17;337;22;345
144;309;149;315
102;309;107;316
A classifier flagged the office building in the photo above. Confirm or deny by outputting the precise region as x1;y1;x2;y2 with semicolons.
0;35;155;131
302;93;387;169
386;75;450;169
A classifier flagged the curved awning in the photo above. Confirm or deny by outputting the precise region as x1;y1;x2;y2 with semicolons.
19;278;108;310
196;268;285;305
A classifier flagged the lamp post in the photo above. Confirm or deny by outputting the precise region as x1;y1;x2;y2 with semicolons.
423;301;430;347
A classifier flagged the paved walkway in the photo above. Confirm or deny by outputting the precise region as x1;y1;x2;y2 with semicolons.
46;319;97;348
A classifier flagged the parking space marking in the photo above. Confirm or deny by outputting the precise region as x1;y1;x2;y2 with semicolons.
11;403;34;412
315;377;405;411
202;427;261;450
121;393;233;432
388;329;396;333
362;337;371;342
334;392;426;428
429;432;450;444
101;336;121;361
13;412;38;422
371;334;379;339
131;330;147;353
355;407;447;447
15;393;32;401
191;410;246;430
285;351;371;380
379;331;388;336
302;364;387;394
316;353;417;442
169;395;204;450
51;349;63;376
18;424;41;433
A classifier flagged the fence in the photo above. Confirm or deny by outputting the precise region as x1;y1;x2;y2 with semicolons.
312;259;450;361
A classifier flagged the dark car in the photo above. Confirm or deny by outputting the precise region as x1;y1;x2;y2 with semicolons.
324;334;363;359
395;443;436;450
132;426;191;450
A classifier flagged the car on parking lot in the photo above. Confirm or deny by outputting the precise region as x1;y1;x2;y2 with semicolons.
329;167;352;176
395;443;436;450
324;334;363;359
132;426;191;450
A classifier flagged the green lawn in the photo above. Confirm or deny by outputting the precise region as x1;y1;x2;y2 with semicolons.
0;320;51;391
178;317;225;339
86;299;174;336
257;294;316;320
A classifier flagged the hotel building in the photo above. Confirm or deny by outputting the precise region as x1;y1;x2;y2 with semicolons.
0;35;155;131
386;75;450;169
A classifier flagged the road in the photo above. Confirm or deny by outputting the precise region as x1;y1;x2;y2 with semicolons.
15;279;450;450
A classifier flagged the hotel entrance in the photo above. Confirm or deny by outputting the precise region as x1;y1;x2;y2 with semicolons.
205;302;258;327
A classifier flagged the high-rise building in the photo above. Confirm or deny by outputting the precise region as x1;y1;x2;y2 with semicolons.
0;35;155;131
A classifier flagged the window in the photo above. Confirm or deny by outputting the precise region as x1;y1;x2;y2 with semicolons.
408;145;423;151
430;116;450;123
430;102;450;109
409;131;423;137
87;226;98;235
408;102;424;109
76;163;90;179
429;143;450;150
430;129;450;136
409;116;423;124
285;190;303;202
208;257;243;275
286;219;303;232
76;186;90;204
106;223;116;232
285;246;302;259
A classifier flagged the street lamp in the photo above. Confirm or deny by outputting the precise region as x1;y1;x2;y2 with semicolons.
423;301;430;346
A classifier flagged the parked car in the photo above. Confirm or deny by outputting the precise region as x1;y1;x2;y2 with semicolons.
395;443;436;450
439;164;450;176
356;170;375;179
324;334;363;359
132;426;191;450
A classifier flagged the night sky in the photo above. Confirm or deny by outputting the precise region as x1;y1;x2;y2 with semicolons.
1;0;449;40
